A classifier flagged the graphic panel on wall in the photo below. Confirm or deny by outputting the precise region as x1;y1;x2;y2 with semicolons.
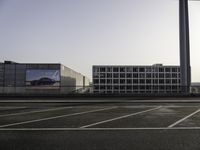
26;70;60;89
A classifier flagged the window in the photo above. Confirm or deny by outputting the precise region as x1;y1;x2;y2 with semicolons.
166;79;171;84
100;86;105;90
165;68;171;72
94;86;99;90
127;79;132;84
139;73;145;78
113;79;119;84
133;73;138;78
140;79;145;84
93;72;99;78
145;67;152;72
107;73;112;78
106;67;112;72
172;68;177;72
153;73;158;78
172;73;177;78
146;79;151;84
120;79;125;84
146;85;151;90
120;86;125;90
100;73;105;78
127;86;132;90
133;68;138;72
133;79;138;84
133;86;138;90
100;79;106;84
100;67;105;72
140;85;145;90
113;67;119;72
93;67;99;72
159;68;164;72
114;86;119;90
166;86;171;90
113;73;119;78
139;68;145;72
159;79;164;84
126;67;132;72
159;85;165;90
107;86;112;90
166;73;171;78
172;79;177;84
178;79;181;84
154;79;158;84
93;79;99;84
120;73;125;78
172;86;178;90
159;73;164;78
146;73;151;78
126;73;132;78
107;79;112;84
120;67;125;72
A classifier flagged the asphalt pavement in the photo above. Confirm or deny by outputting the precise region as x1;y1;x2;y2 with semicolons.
1;100;200;150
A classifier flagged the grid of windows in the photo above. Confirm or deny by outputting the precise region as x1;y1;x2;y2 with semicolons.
93;65;181;94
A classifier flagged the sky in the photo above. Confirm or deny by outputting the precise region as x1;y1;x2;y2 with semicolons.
0;0;199;82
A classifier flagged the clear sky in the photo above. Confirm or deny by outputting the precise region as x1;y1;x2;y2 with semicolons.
0;0;199;82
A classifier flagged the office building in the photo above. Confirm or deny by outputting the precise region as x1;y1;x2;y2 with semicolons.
93;64;181;94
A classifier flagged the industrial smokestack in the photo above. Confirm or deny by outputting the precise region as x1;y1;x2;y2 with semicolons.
179;0;191;94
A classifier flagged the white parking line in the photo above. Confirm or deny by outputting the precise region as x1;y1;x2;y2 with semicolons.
80;106;162;128
0;107;118;128
1;100;200;103
122;106;200;108
168;108;200;128
0;106;73;118
2;127;200;131
0;107;27;109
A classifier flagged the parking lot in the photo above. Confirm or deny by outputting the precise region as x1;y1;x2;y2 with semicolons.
1;100;200;150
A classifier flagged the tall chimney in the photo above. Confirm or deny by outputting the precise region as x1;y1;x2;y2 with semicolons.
179;0;191;94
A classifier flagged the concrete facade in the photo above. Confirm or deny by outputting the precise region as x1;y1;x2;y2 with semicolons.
0;61;89;95
93;64;181;94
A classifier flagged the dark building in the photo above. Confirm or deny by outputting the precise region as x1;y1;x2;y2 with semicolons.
0;61;90;94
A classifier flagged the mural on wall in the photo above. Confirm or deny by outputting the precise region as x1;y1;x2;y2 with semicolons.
26;70;60;88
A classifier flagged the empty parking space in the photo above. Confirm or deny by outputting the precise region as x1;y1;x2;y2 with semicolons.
2;101;200;150
173;109;200;127
0;107;31;115
11;107;154;128
1;102;200;129
86;106;199;128
0;106;115;128
0;106;99;127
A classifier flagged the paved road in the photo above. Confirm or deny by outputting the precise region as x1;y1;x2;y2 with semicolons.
1;101;200;150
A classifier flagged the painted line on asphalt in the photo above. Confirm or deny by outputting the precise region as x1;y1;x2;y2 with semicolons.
168;108;200;128
0;106;73;118
0;106;118;128
2;127;200;131
0;107;27;109
80;106;162;128
1;100;200;103
122;106;200;108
